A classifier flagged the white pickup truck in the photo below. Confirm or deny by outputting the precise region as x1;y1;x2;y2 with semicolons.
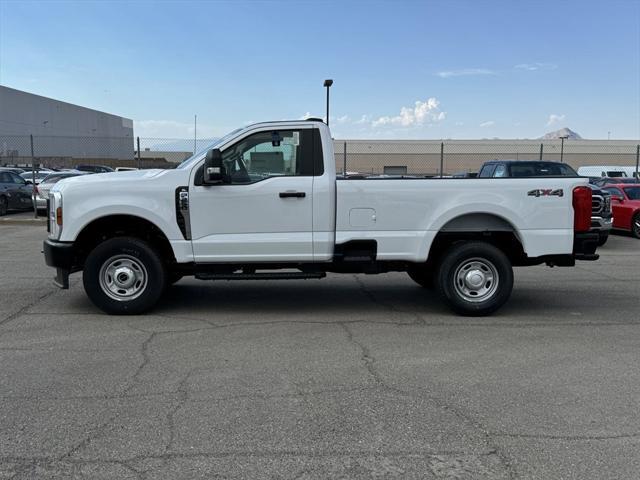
44;120;599;316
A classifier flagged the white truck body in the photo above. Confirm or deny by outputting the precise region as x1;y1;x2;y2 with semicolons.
44;120;599;316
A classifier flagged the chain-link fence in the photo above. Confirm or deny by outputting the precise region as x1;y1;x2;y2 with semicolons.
334;140;640;177
1;134;639;178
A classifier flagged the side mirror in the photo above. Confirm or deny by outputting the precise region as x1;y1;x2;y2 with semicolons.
203;148;225;184
615;196;625;203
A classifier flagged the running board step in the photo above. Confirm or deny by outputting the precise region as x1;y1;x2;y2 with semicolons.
195;272;326;281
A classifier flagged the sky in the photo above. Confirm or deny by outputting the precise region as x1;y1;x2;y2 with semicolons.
0;0;639;140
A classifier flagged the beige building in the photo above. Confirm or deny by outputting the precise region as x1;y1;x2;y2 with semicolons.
333;139;640;176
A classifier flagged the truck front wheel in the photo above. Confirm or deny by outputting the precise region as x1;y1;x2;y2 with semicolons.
83;237;166;315
436;242;513;316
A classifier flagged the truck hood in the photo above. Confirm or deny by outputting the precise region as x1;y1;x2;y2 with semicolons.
52;169;174;193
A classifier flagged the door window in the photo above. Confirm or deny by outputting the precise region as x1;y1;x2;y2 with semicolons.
493;164;508;177
478;165;496;178
221;129;313;184
9;173;26;184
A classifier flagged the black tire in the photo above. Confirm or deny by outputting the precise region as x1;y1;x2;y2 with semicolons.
632;213;640;239
83;237;166;315
435;242;513;316
407;265;434;289
598;232;609;246
0;196;7;216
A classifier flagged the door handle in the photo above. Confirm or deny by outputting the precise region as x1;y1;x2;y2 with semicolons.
279;191;306;198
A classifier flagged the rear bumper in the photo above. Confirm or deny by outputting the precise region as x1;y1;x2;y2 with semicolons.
43;239;74;289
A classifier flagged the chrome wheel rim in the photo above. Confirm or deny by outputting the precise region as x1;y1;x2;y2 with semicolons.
634;217;640;236
99;254;148;302
453;257;499;303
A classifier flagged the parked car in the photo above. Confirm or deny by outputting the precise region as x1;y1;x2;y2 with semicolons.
478;160;613;245
601;184;640;238
0;170;34;215
576;166;630;178
20;171;52;185
0;166;26;175
33;172;89;211
592;177;640;187
75;164;114;174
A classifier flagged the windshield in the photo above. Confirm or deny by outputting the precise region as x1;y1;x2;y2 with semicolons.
176;128;244;170
624;187;640;200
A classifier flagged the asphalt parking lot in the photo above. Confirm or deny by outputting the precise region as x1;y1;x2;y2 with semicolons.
1;221;639;479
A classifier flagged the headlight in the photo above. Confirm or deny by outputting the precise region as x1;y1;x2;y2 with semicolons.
48;192;63;240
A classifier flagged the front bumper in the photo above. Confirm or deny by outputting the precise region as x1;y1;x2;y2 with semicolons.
43;239;74;289
590;215;613;232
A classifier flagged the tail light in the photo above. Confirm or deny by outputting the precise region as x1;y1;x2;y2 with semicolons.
573;186;592;232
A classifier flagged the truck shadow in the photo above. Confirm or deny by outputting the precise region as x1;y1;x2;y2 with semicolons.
147;276;637;324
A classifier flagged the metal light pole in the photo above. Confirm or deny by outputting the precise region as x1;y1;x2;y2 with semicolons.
194;115;197;154
559;135;569;163
323;79;333;126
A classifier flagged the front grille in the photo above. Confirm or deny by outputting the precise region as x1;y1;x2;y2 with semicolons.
591;194;604;215
603;195;611;214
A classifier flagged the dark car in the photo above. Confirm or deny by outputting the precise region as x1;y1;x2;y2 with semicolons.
478;160;613;245
592;177;640;187
0;170;34;215
75;164;114;174
478;160;578;178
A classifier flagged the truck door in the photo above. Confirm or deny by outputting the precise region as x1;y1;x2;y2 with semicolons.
189;126;317;262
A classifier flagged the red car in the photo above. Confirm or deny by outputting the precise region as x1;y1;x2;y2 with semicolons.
602;184;640;238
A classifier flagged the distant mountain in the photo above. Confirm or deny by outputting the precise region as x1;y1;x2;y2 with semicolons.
539;128;582;140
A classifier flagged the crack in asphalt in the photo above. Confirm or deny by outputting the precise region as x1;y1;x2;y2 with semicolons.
0;288;59;328
338;321;516;479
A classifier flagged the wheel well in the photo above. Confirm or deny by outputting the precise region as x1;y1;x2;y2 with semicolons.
427;226;527;266
74;215;175;268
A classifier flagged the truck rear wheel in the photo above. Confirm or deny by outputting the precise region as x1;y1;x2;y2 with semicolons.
83;237;166;315
436;242;513;316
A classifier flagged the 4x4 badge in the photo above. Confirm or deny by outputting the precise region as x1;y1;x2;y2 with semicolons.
527;189;564;197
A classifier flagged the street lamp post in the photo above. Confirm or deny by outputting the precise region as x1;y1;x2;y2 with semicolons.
323;79;333;126
559;135;569;163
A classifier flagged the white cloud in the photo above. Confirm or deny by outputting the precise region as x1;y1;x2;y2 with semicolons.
372;98;446;128
300;112;313;120
436;68;495;78
336;115;350;124
134;120;218;138
355;115;371;124
546;114;565;126
515;63;557;71
479;121;495;128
